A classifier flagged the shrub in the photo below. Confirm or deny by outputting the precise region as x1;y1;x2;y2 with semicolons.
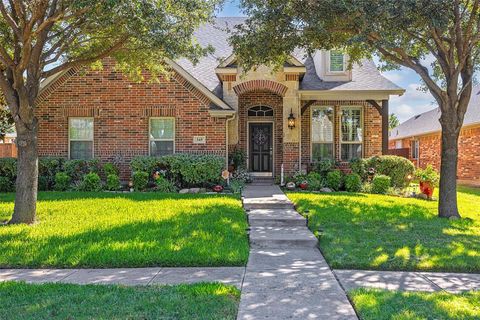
79;172;102;192
64;159;101;183
366;155;414;188
106;174;121;191
306;172;324;191
232;167;251;183
130;154;224;188
103;163;120;176
371;175;391;194
154;176;177;193
54;172;71;191
0;157;16;181
39;157;64;191
344;173;362;192
314;159;334;174
291;172;308;185
350;158;367;180
230;179;245;194
132;171;149;191
230;148;246;169
326;170;343;191
415;165;440;185
0;176;14;192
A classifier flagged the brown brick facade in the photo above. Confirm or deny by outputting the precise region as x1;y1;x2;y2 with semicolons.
36;60;227;179
390;124;480;185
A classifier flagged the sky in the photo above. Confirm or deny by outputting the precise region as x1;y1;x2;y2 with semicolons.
217;1;437;123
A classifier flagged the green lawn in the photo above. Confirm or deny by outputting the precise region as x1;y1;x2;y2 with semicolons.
0;192;249;268
287;186;480;272
349;288;480;320
0;281;240;320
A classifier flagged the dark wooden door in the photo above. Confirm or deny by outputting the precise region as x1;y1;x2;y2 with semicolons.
249;123;273;172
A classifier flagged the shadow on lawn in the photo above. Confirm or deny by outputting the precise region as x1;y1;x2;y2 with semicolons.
350;289;480;320
0;202;249;268
0;191;238;203
293;193;480;272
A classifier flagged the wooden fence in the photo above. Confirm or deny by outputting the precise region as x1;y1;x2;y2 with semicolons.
0;143;17;158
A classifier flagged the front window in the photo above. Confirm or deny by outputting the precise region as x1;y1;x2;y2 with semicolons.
311;106;334;161
411;140;419;159
150;118;175;156
69;118;93;160
340;107;362;161
329;50;345;72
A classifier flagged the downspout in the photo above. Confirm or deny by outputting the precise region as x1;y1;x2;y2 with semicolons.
225;114;236;171
298;107;302;173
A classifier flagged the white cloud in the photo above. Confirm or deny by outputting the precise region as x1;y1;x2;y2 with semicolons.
390;83;437;122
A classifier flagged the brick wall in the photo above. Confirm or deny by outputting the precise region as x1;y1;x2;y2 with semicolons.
389;124;480;185
36;59;226;179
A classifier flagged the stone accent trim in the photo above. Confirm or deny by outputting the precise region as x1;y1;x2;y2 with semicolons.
233;80;288;97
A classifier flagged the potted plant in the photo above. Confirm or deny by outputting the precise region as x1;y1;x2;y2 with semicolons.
298;180;308;190
415;165;439;199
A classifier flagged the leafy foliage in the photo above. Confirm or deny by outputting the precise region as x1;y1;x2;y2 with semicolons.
103;163;120;177
0;107;14;141
154;176;177;193
39;157;65;191
64;159;101;183
326;170;343;191
106;174;121;191
389;114;400;130
367;156;415;188
415;165;440;185
54;172;71;192
0;176;14;192
132;171;149;191
350;158;367;181
306;172;324;191
371;175;391;195
79;173;102;192
344;173;362;193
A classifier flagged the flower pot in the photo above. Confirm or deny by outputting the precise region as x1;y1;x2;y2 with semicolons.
299;181;308;190
212;185;224;193
419;181;434;199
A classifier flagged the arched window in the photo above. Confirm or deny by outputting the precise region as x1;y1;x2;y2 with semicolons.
248;106;274;117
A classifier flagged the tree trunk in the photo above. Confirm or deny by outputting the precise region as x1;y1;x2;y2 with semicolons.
438;113;461;219
9;118;39;225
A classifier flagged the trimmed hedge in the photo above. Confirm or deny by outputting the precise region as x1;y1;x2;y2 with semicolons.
351;156;415;188
371;175;391;194
345;173;362;192
130;154;224;188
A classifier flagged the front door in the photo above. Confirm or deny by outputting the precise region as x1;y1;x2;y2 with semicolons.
249;123;273;172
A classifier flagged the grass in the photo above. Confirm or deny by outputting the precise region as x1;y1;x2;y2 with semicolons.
0;281;240;320
0;192;249;268
349;288;480;320
287;186;480;272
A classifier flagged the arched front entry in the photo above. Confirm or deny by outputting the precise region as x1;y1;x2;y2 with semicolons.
238;91;284;177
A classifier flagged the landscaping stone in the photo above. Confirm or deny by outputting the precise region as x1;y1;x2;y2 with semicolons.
190;188;201;194
179;189;189;194
320;187;333;193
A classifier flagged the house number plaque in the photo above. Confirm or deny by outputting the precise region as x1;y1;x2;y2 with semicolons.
193;136;206;144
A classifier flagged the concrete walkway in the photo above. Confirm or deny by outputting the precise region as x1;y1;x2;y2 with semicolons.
238;183;357;320
335;269;480;294
0;267;245;288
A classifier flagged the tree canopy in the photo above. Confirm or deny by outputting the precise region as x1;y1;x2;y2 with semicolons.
231;0;480;218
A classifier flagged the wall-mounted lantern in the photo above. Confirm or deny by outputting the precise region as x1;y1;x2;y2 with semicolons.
288;109;296;129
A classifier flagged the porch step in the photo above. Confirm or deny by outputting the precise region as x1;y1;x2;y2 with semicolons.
250;177;274;186
248;209;306;227
244;201;295;210
249;226;318;249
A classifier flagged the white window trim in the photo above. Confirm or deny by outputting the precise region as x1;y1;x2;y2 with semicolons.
68;117;94;160
149;117;175;156
411;140;419;159
310;106;335;161
339;106;364;161
327;50;346;74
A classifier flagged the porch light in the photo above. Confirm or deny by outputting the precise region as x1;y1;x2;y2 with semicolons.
288;109;296;129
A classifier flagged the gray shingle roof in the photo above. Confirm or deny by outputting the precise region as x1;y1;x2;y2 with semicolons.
390;86;480;140
177;17;403;97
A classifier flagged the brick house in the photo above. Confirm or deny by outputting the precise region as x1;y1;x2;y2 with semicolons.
389;86;480;185
36;17;404;180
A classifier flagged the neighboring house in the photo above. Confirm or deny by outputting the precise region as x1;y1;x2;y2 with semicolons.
1;132;15;144
390;86;480;185
0;132;16;158
36;17;404;179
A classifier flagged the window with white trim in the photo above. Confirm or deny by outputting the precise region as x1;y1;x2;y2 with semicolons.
69;118;93;160
311;106;334;161
149;118;175;156
329;51;345;72
411;140;419;159
340;107;363;161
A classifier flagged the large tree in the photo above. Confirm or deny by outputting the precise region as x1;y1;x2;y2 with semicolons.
231;0;480;218
0;0;222;224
